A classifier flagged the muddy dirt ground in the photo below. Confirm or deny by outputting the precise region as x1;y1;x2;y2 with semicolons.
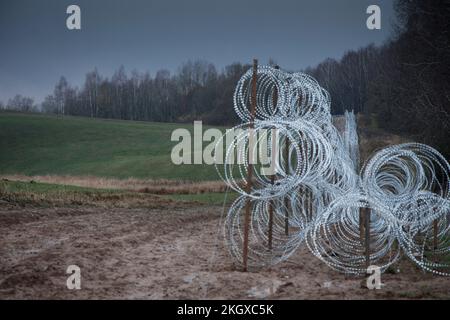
1;202;449;299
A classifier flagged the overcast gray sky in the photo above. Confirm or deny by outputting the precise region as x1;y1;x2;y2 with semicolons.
0;0;395;104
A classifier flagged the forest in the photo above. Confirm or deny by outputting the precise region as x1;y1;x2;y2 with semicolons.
1;0;449;157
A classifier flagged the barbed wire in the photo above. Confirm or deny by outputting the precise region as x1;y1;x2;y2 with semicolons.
215;65;450;276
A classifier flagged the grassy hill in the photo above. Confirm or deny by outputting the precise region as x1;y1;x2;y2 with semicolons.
0;179;237;206
0;112;224;181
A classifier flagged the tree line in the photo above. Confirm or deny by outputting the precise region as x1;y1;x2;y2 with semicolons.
1;61;249;126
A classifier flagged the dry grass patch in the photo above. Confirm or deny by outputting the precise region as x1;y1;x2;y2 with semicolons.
0;174;227;195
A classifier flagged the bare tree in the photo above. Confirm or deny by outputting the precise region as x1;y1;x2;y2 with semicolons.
7;94;35;112
54;76;69;117
41;95;58;114
84;69;100;118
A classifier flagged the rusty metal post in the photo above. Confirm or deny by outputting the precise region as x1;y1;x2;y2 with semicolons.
242;59;258;271
308;188;313;221
284;136;290;236
433;219;438;250
267;178;274;250
267;130;276;249
267;65;279;250
283;78;293;236
364;207;371;269
359;208;365;245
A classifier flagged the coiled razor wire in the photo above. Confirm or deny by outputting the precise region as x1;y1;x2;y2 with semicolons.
214;65;450;276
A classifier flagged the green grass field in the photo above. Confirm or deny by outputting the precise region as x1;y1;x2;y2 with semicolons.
0;112;225;181
0;179;237;206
